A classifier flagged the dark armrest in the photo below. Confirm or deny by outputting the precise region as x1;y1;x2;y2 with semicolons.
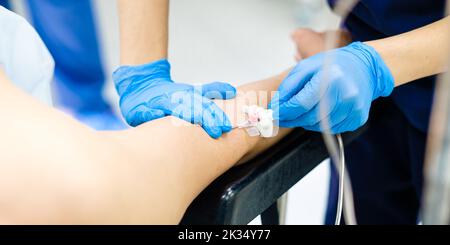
180;127;365;225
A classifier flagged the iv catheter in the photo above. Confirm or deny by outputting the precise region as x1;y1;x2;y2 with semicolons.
236;105;276;138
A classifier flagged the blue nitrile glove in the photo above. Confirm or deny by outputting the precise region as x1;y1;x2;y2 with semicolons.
113;59;236;138
270;42;394;133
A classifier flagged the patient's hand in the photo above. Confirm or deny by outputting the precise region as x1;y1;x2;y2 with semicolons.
291;28;352;61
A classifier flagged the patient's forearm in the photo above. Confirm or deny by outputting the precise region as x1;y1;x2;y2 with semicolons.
107;71;292;224
0;73;135;224
0;70;291;224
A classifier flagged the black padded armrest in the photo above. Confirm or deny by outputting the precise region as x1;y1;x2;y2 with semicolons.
180;127;365;225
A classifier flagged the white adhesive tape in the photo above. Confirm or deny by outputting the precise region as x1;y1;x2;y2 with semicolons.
237;105;275;138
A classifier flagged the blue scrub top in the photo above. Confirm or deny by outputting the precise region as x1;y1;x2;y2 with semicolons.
328;0;446;132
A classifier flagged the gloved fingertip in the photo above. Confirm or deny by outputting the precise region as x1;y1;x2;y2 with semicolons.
214;82;236;91
223;84;237;100
126;117;144;128
204;126;222;139
221;124;232;134
222;127;232;134
151;110;166;120
124;106;165;127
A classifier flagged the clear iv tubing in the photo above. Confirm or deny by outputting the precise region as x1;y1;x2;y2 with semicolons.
320;0;359;225
422;1;450;225
335;135;345;225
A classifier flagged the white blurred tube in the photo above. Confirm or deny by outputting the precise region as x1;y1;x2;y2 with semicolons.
422;0;450;225
320;0;359;225
294;0;341;31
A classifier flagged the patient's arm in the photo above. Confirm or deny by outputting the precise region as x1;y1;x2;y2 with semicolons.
0;69;291;224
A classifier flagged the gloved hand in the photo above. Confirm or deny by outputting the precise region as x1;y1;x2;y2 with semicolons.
270;42;395;133
113;59;237;139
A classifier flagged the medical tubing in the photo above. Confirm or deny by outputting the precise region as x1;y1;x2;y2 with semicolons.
335;134;345;225
339;134;358;225
422;3;450;222
321;0;359;225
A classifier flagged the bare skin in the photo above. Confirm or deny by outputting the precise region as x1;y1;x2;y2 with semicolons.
367;16;450;87
291;28;352;61
118;0;449;87
0;69;291;224
290;17;450;87
3;2;444;225
118;0;169;65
